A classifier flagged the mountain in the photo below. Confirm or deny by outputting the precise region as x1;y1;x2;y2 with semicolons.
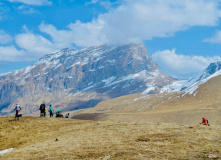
0;44;174;116
72;62;221;124
161;61;221;94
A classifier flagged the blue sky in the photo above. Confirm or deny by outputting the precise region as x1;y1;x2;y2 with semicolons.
1;0;221;78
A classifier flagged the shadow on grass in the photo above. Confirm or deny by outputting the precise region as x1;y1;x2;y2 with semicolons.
71;113;108;121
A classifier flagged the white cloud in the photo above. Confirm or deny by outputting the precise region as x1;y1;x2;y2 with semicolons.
38;0;221;48
0;46;25;61
1;0;221;66
152;49;221;78
18;5;39;14
86;0;99;4
0;27;59;62
15;31;59;58
86;0;119;10
7;0;52;6
39;21;108;48
204;30;221;44
0;30;12;44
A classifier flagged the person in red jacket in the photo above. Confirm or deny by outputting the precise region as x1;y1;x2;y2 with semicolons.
200;117;208;125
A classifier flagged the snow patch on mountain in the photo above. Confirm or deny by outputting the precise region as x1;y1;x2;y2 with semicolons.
134;95;149;102
160;80;187;93
102;77;116;87
137;105;150;111
183;69;221;96
142;85;156;94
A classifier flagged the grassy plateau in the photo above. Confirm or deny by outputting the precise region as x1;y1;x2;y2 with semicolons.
0;116;220;159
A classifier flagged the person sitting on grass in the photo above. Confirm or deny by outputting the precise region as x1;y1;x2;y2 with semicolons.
200;117;210;126
55;110;63;118
65;113;70;118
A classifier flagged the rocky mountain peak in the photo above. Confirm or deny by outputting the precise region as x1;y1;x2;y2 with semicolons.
161;61;221;94
0;43;174;116
205;61;221;75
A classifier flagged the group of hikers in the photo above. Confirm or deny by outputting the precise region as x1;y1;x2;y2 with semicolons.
13;103;210;125
39;102;70;118
12;102;70;120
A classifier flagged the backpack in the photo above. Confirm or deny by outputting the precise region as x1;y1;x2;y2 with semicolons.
40;104;44;110
207;119;209;123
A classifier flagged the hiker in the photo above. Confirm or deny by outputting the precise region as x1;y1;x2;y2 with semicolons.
13;103;22;121
200;117;210;126
65;113;69;118
55;110;63;118
48;104;54;117
39;102;46;117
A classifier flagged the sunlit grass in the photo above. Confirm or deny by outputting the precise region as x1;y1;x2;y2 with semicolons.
0;116;220;159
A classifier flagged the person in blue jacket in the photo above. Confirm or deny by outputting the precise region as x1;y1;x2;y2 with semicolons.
48;104;54;117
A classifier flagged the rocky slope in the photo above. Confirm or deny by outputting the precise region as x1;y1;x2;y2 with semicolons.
0;44;174;115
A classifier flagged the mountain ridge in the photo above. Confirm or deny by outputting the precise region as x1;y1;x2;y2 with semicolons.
161;61;221;94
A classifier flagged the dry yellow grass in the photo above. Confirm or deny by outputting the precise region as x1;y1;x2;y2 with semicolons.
0;116;220;159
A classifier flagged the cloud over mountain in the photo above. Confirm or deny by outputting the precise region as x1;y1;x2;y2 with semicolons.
152;49;221;78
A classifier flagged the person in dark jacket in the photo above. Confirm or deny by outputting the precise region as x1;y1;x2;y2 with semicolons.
39;102;46;117
13;103;22;121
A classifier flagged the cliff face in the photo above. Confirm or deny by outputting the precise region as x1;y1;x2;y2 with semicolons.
0;44;174;115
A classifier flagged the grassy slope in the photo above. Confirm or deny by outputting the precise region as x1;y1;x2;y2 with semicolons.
0;116;221;160
72;76;221;125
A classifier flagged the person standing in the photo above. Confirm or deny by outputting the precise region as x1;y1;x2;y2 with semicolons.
13;103;22;120
49;104;54;117
39;102;46;117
